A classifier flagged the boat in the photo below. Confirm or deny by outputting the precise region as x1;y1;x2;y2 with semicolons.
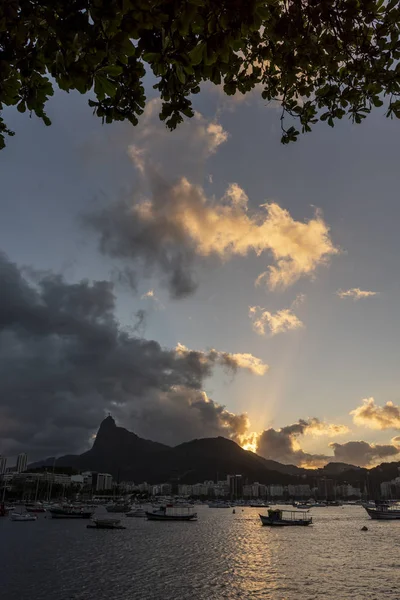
364;502;400;520
146;505;197;521
293;503;311;510
25;503;46;513
125;507;147;518
87;517;126;529
105;503;131;513
49;506;94;519
259;508;312;527
11;512;37;522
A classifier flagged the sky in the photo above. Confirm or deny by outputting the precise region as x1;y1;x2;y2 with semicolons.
1;77;400;469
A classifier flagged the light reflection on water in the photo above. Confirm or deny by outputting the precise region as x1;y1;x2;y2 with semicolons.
0;506;399;599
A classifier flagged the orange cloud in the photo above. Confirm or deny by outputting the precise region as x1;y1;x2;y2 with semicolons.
337;288;378;300
351;398;400;430
249;305;303;336
175;343;269;376
131;177;337;290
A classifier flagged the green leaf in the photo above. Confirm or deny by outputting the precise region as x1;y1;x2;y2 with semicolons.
98;65;123;77
176;64;186;84
189;42;206;66
142;52;160;63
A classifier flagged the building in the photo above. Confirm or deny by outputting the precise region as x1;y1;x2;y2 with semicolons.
317;478;335;500
96;473;113;491
287;484;311;498
16;453;27;473
229;475;243;499
178;484;193;496
267;484;284;498
81;472;93;487
192;483;210;496
0;456;7;475
70;475;84;487
336;484;361;499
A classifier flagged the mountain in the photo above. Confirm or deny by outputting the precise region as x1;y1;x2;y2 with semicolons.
31;416;304;483
31;417;400;487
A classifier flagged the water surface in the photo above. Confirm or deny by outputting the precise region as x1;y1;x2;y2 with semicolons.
1;506;399;599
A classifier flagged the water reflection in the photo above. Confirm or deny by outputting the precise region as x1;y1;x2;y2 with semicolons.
0;506;399;599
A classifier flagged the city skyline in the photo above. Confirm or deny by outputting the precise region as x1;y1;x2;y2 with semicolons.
1;80;400;468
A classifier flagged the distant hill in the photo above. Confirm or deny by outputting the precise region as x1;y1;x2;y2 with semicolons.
31;417;399;487
31;416;304;483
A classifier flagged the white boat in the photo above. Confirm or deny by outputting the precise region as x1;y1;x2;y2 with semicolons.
11;512;37;522
126;507;147;518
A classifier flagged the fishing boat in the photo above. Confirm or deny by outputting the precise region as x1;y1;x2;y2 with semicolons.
49;506;94;519
293;503;311;510
146;505;197;521
87;517;126;530
11;512;37;522
126;507;147;518
364;502;400;520
259;508;312;527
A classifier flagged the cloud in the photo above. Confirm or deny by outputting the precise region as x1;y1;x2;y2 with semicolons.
124;386;251;447
175;343;268;376
256;418;349;467
0;252;254;458
126;99;228;180
336;288;378;300
351;398;400;430
85;175;337;299
249;305;303;336
329;440;400;467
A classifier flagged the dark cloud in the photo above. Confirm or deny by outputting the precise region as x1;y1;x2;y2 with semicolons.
83;177;198;299
0;252;252;459
329;441;400;467
256;418;348;467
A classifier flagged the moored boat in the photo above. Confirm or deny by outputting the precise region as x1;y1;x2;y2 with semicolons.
25;503;46;513
87;517;126;529
260;509;312;527
146;505;197;521
364;502;400;520
11;512;37;522
49;506;94;519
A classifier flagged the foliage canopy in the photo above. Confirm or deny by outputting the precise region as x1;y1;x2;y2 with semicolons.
1;0;400;148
